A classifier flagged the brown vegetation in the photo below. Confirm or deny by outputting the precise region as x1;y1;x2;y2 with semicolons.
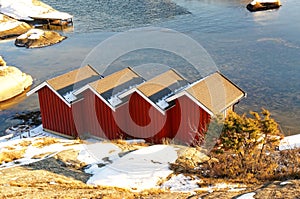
170;109;300;184
32;137;61;148
0;149;26;164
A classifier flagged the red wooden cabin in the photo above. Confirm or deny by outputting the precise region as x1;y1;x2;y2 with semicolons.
27;65;101;137
28;65;245;145
73;67;145;140
166;72;246;145
117;69;189;143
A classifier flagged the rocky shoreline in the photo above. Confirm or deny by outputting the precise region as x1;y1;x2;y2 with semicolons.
0;56;33;102
4;111;41;138
0;0;72;48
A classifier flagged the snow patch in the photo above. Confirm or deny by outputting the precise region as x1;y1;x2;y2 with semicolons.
108;95;122;107
155;84;188;110
77;142;121;165
156;99;170;110
63;91;77;103
0;0;72;21
280;181;292;186
236;192;256;199
0;125;84;169
279;134;300;150
0;21;23;32
161;174;200;192
86;145;179;191
17;29;44;40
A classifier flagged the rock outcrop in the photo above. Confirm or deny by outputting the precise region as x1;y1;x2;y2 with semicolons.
247;0;281;12
0;14;32;39
0;57;33;102
0;56;6;66
15;28;66;48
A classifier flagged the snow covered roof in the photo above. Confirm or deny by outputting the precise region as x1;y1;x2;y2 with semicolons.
27;65;102;105
167;72;246;115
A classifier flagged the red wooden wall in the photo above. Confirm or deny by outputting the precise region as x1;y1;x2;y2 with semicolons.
80;90;123;140
38;88;215;145
116;92;172;143
170;95;211;145
38;87;78;137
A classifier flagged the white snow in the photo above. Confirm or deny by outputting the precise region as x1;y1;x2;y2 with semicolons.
0;0;51;21
280;181;292;186
16;29;44;40
108;95;122;107
63;91;77;103
155;84;188;110
156;99;169;110
0;124;256;193
251;0;279;5
30;11;72;20
1;126;181;192
236;192;256;199
279;134;300;150
161;174;200;192
0;0;72;21
77;142;121;165
0;125;84;169
87;145;179;191
0;21;24;32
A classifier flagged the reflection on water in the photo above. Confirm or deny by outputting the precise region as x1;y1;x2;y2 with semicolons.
0;0;299;135
252;9;280;24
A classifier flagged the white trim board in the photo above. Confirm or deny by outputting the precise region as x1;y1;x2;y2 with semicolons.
27;82;71;107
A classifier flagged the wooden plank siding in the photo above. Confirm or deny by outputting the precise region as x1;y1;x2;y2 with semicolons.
170;95;211;145
80;90;123;140
117;92;173;143
38;87;78;137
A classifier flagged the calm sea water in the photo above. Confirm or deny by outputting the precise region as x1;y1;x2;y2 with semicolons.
0;0;299;135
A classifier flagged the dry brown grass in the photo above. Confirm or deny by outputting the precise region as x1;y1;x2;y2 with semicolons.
109;139;149;151
4;146;16;151
179;147;300;184
62;139;83;147
32;137;61;148
18;140;32;147
0;149;26;164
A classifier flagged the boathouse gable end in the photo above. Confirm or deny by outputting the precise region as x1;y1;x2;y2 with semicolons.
26;65;101;137
72;67;145;139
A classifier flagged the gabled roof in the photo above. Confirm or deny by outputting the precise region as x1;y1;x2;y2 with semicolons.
46;65;100;91
27;65;101;106
137;69;189;110
167;72;246;115
74;67;145;110
138;70;187;97
119;69;189;114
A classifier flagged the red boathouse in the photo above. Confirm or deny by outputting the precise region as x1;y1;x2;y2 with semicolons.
166;72;246;145
28;66;246;145
117;69;189;143
27;65;101;137
73;67;145;140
